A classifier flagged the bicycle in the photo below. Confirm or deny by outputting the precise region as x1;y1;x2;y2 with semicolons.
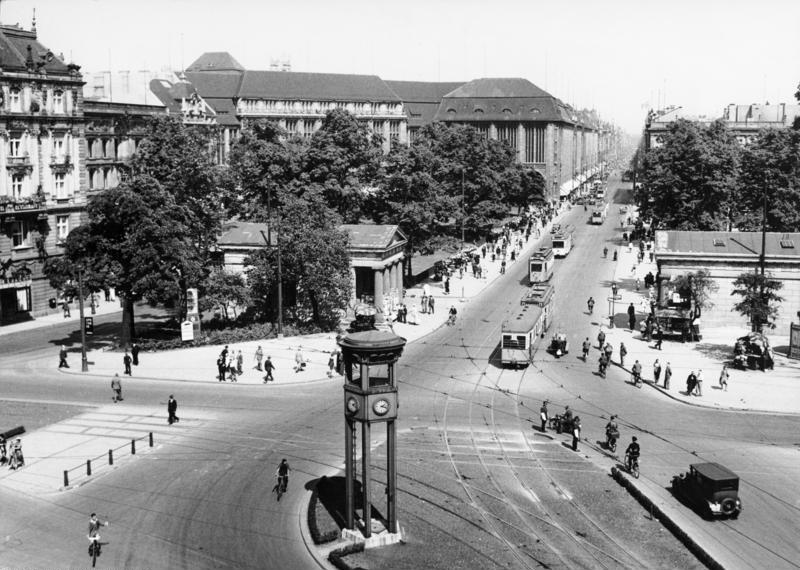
626;454;640;478
273;474;288;500
88;535;101;567
632;371;642;388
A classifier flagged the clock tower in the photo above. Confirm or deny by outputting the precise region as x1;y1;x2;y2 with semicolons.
339;330;406;543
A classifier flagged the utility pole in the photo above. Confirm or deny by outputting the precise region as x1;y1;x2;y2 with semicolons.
757;181;768;332
461;169;465;251
261;228;283;338
78;269;89;372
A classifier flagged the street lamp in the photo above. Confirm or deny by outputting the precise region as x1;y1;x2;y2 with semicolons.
460;168;466;252
77;269;89;372
260;228;283;338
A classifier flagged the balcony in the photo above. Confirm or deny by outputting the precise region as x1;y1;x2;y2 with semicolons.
50;154;73;174
0;195;46;215
6;154;33;173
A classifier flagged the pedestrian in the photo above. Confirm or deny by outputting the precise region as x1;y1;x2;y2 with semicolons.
654;325;663;350
604;342;613;363
603;246;608;258
217;354;226;381
686;370;697;395
58;345;69;368
62;301;70;318
428;295;435;314
627;303;636;331
111;374;122;403
408;304;418;325
131;343;140;366
695;369;704;396
167;394;179;425
597;328;606;350
123;351;132;376
221;345;229;361
263;356;275;383
619;342;627;366
653;359;662;386
572;416;581;451
664;362;672;390
254;345;264;371
294;348;305;373
539;401;549;432
236;350;244;375
421;293;428;314
227;354;238;382
327;352;335;378
444;277;450;294
719;364;729;391
501;260;506;275
635;277;640;291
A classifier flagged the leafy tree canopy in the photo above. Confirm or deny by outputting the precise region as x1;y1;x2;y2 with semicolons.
639;119;740;230
731;271;784;332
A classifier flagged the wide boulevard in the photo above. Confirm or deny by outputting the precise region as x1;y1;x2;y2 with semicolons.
1;174;798;569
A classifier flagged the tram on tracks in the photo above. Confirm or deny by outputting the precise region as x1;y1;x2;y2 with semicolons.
551;224;575;257
528;247;554;284
501;286;554;368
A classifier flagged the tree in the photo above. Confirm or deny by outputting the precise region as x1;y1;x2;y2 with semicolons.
246;189;351;328
670;269;719;316
737;128;800;232
731;271;784;332
639;119;740;229
304;109;383;222
45;176;205;345
199;268;251;321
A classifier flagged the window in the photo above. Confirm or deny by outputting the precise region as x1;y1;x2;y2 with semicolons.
9;88;21;112
525;126;546;163
11;220;29;248
9;136;22;157
52;90;64;113
496;125;518;151
11;174;24;198
302;120;315;139
56;215;70;240
53;137;65;159
389;120;400;141
284;119;297;134
88;168;95;189
55;172;66;198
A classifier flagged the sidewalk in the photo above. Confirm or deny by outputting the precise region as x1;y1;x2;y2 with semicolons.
0;295;123;337
598;223;800;414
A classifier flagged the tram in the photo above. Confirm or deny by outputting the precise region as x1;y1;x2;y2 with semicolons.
528;247;554;284
591;202;608;224
520;283;555;332
500;302;549;368
551;224;575;257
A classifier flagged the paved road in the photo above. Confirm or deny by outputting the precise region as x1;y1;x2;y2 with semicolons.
1;177;799;569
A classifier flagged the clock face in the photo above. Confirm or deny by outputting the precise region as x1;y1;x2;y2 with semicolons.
346;396;360;414
373;398;390;416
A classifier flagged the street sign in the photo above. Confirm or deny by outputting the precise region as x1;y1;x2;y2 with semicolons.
84;316;94;335
180;320;194;342
607;295;622;302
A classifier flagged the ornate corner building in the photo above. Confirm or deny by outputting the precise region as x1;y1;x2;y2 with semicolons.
0;22;164;324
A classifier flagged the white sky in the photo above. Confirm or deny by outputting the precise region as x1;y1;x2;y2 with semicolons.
4;0;800;133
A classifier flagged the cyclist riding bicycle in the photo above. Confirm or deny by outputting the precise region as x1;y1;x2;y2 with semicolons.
587;297;595;314
276;458;291;493
88;513;108;554
605;415;619;449
447;306;458;325
625;437;640;472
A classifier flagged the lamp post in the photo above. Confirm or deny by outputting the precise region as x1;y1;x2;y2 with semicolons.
460;168;466;252
260;228;283;338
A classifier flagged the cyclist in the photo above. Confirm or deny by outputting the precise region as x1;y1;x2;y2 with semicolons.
625;436;640;472
581;337;591;361
8;438;23;470
587;297;595;314
87;513;108;555
605;415;619;450
276;459;291;493
447;305;458;326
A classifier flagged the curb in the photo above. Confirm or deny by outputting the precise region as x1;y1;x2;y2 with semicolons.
610;466;724;570
55;367;336;387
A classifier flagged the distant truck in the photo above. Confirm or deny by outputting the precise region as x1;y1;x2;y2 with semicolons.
528;247;554;284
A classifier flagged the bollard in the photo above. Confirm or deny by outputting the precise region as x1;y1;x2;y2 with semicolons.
87;459;92;476
131;439;136;455
149;432;153;447
109;449;114;465
63;470;69;487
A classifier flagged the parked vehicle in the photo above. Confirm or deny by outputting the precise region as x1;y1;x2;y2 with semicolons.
549;330;569;357
671;462;742;519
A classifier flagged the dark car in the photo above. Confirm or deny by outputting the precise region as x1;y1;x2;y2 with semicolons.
671;462;742;519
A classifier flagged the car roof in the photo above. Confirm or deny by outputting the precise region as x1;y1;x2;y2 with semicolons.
691;462;739;481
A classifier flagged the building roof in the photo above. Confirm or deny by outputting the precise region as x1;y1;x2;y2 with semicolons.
237;70;401;102
204;97;240;125
186;52;245;73
384;80;465;103
434;78;577;124
341;224;406;250
184;71;244;98
217;222;271;248
654;231;800;259
0;24;73;75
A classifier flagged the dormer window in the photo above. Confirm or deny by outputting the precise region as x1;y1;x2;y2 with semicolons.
9;88;21;112
52;90;64;113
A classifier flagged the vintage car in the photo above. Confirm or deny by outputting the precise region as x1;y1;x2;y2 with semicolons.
671;462;742;519
549;330;569;357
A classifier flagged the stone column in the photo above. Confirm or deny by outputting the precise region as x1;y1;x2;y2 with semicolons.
517;123;526;163
389;263;397;296
489;123;498;140
374;269;383;311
